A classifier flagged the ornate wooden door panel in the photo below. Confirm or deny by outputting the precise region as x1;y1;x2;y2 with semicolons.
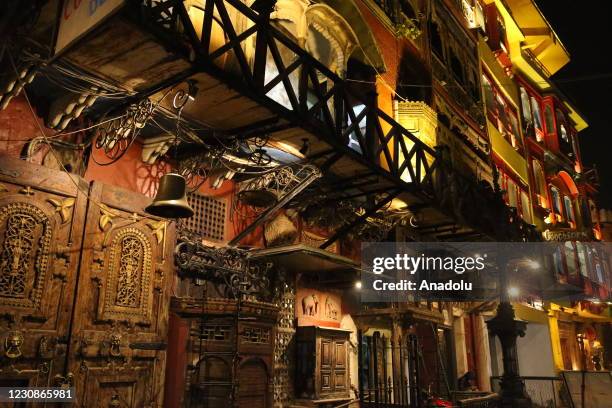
319;337;333;394
0;156;87;391
67;181;174;407
317;332;349;397
333;340;347;393
238;360;268;408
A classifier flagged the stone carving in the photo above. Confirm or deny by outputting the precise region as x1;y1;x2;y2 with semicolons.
301;294;319;316
324;296;339;320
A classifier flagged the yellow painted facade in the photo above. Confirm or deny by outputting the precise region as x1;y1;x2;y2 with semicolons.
479;37;528;184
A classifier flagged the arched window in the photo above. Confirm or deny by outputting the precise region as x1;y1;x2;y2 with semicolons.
520;190;531;223
576;242;589;277
520;87;532;133
544;105;554;134
450;49;464;83
267;3;359;109
482;75;495;113
429;21;444;59
550;186;562;217
556;109;569;143
564;241;577;277
530;96;544;140
190;356;232;405
400;0;417;20
564;195;575;225
532;160;547;207
506;178;518;208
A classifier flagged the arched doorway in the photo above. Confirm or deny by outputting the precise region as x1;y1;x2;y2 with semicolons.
238;359;269;408
188;356;232;408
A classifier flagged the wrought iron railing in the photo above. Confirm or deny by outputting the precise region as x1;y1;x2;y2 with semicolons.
135;0;437;193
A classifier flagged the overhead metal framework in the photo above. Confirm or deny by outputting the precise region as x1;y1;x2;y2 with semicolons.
36;0;540;242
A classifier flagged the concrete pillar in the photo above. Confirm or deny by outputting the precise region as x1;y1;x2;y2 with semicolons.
474;314;492;392
547;314;565;372
453;315;469;379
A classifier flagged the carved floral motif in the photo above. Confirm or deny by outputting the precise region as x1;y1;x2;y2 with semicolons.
0;202;52;309
98;228;152;324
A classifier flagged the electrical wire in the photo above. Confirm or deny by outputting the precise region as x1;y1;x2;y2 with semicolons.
6;51;142;222
18;50;132;98
0;113;128;142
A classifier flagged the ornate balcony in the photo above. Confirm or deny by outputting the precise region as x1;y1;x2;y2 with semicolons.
41;0;537;242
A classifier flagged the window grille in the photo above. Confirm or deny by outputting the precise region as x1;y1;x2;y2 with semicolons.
182;192;227;241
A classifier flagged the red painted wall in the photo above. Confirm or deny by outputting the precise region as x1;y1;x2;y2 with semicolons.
0;96;52;163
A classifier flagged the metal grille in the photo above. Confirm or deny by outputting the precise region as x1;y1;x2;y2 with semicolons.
183;193;227;241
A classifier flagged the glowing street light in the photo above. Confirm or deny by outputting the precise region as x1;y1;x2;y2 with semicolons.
508;286;520;298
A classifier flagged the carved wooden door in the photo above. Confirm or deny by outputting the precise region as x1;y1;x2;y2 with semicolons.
0;156;88;395
317;330;349;399
67;181;174;407
0;157;174;407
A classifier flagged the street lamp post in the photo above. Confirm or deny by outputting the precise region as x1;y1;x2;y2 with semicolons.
486;260;533;408
577;333;587;408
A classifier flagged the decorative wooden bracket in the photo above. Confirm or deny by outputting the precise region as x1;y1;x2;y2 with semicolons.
47;197;76;224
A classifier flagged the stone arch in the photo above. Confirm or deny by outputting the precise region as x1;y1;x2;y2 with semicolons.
558;170;579;197
238;357;270;407
318;0;386;71
305;4;359;75
189;356;232;406
270;0;310;44
271;0;385;72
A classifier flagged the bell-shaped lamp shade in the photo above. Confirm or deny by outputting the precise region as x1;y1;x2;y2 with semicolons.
145;173;194;218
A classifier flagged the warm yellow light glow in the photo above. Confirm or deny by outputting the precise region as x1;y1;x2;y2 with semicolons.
355;281;362;290
389;198;409;210
268;140;305;159
526;259;540;270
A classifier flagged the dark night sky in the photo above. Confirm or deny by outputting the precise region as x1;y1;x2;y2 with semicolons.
534;1;612;208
